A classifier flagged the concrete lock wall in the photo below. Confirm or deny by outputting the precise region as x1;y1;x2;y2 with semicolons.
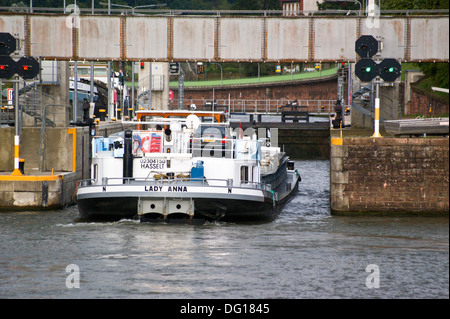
0;127;78;173
0;124;122;173
0;123;123;210
330;137;449;215
0;128;15;172
0;174;81;211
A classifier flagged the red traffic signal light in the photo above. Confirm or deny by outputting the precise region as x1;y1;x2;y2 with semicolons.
17;57;39;79
140;62;144;70
0;56;16;79
0;55;40;79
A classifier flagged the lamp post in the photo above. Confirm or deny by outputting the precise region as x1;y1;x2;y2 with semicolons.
352;0;362;16
209;62;223;85
99;2;167;15
324;0;362;15
90;0;95;105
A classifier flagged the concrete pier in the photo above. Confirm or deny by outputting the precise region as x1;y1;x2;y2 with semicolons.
330;135;449;216
0;122;123;211
0;172;77;211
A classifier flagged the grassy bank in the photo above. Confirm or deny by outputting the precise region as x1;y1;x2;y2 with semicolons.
169;67;337;88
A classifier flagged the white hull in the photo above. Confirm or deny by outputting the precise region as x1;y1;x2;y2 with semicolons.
77;171;299;222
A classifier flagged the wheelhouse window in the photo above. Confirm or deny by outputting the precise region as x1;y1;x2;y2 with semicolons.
240;165;249;183
93;164;98;181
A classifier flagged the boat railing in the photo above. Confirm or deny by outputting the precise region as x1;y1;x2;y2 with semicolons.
91;130;263;160
190;136;261;161
239;180;272;191
79;177;272;191
190;136;235;158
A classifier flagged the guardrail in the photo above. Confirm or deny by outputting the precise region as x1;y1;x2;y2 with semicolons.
191;137;234;159
171;99;337;114
79;176;272;191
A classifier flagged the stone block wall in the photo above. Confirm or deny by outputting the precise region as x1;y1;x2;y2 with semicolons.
331;137;449;215
170;75;339;108
409;87;449;116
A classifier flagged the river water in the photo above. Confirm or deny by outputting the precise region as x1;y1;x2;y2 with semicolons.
0;160;448;299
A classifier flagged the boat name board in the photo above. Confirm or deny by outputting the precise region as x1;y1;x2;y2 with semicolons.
140;158;166;170
145;185;188;192
100;185;188;192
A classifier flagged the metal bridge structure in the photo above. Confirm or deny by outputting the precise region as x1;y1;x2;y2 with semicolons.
0;10;448;63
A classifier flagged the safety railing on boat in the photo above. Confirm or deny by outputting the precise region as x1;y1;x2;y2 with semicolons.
92;134;262;160
78;177;272;191
190;137;235;159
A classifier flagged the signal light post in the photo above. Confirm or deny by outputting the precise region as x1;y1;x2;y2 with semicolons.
372;81;382;138
354;35;401;138
11;75;21;175
1;32;41;175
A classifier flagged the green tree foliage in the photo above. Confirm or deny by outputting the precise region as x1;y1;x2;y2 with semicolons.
1;0;447;10
0;0;280;10
317;0;449;11
418;63;449;89
232;0;280;10
317;1;359;10
381;0;449;10
379;0;449;90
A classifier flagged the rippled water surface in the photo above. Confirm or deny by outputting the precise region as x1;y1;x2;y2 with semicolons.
0;160;448;299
